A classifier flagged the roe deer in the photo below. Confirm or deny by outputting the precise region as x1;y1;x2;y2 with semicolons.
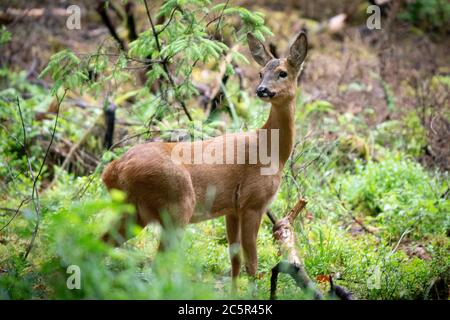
102;32;308;283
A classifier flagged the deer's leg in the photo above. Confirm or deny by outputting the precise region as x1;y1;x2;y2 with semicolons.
226;213;242;284
102;208;144;247
241;210;263;278
157;193;195;252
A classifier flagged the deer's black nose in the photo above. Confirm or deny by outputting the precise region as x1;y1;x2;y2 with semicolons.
256;86;275;98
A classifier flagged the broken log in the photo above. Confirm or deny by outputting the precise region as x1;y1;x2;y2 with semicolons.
269;198;323;299
268;198;353;300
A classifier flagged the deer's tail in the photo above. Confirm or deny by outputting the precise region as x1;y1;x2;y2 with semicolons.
102;160;121;190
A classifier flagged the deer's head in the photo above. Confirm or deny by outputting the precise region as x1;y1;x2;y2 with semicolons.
247;32;308;103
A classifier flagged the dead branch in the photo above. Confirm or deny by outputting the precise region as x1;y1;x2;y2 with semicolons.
125;1;138;42
97;0;126;50
56;138;99;171
266;210;277;225
213;0;230;37
269;198;323;299
270;261;324;300
108;130;151;151
268;198;353;300
0;198;30;233
329;276;354;300
104;100;117;149
340;197;379;238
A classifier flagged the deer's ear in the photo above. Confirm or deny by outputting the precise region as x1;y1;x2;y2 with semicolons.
247;33;273;67
287;32;308;71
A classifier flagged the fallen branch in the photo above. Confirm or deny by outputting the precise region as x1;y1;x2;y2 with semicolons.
58;120;100;172
269;198;323;299
268;198;353;300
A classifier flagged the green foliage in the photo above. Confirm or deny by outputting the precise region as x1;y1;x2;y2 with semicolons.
0;69;104;191
374;111;427;157
1;188;216;299
40;50;88;95
339;157;449;239
0;71;50;195
40;0;271;120
399;0;450;33
298;224;436;299
0;26;11;45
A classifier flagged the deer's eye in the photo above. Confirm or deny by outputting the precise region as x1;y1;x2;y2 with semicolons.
259;72;263;79
279;71;288;78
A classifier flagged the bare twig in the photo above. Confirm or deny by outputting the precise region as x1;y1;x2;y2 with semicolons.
16;97;35;181
390;228;412;256
0;207;23;215
0;98;39;233
205;0;230;32
143;0;193;121
0;198;31;233
214;0;230;37
23;90;67;260
97;0;126;50
108;130;151;150
79;52;163;66
156;6;180;35
72;173;97;201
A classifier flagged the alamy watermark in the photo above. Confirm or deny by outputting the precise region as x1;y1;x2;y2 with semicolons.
170;123;280;176
367;5;382;30
64;4;381;33
66;265;81;289
367;265;382;290
66;5;81;30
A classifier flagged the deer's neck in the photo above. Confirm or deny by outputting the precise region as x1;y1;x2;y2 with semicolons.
261;96;296;169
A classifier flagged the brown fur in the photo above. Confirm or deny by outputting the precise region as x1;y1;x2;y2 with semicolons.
102;32;308;282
